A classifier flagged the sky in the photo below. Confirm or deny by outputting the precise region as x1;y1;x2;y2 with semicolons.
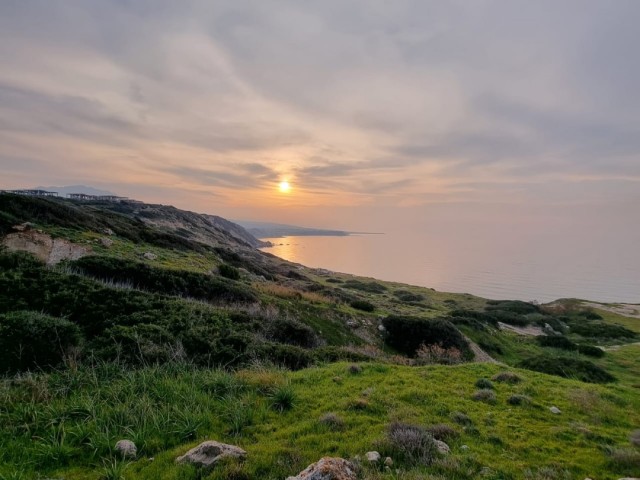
1;0;639;232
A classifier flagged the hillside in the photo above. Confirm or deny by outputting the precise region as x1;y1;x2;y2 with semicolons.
1;193;639;480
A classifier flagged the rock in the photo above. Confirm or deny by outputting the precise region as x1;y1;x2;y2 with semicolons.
103;228;115;236
377;324;386;332
115;439;137;458
100;237;114;248
176;440;246;471
384;457;393;467
142;252;157;260
286;457;357;480
549;406;562;414
365;451;381;463
12;222;34;232
435;439;450;455
461;445;470;451
346;321;358;328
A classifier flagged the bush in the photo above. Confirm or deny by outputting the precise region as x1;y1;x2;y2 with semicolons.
536;335;577;351
415;343;464;365
218;264;240;280
570;322;636;340
451;412;473;426
577;344;605;358
318;413;345;431
579;310;603;320
426;424;459;441
450;309;499;327
254;343;314;370
492;371;523;384
518;355;615;384
0;311;81;374
507;394;531;406
267;317;319;348
475;378;494;390
347;364;363;374
472;389;497;404
393;290;425;303
382;315;472;359
486;300;541;315
382;422;438;465
342;280;387;294
350;300;375;312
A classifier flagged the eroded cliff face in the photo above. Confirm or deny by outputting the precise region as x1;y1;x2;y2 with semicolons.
1;228;90;265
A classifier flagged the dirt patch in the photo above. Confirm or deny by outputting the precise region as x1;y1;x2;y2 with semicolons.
498;322;544;336
2;231;90;265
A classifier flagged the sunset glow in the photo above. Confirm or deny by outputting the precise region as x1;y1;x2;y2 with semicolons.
278;181;291;194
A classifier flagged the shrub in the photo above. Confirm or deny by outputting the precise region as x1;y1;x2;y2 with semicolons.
536;335;577;351
492;371;523;384
393;290;425;303
570;322;636;339
450;309;499;327
270;384;296;412
415;343;463;365
486;300;540;315
475;378;494;390
579;310;603;320
254;343;314;370
218;264;240;280
0;311;81;374
518;355;615;384
350;300;375;312
472;389;497;404
382;315;472;359
267;317;319;348
382;422;438;465
451;412;473;426
318;413;345;431
342;280;387;294
630;429;640;447
426;424;459;441
347;364;363;374
507;394;531;406
577;344;605;358
607;448;640;473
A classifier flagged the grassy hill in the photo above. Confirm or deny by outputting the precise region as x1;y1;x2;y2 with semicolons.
0;193;639;479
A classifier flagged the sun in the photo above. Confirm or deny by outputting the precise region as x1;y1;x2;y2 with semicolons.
278;181;291;193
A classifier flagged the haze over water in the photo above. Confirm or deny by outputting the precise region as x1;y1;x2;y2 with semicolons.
262;227;640;304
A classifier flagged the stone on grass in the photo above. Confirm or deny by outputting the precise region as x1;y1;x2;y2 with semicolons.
365;451;381;463
384;457;393;467
142;252;157;260
435;439;450;455
176;440;246;471
286;457;357;480
115;439;137;458
549;406;562;414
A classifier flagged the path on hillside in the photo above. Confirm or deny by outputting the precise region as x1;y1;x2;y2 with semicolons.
463;335;498;363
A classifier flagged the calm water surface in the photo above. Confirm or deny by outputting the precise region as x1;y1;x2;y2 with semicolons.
261;230;639;303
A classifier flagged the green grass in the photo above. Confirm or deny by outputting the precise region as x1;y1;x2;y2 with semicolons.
1;361;639;480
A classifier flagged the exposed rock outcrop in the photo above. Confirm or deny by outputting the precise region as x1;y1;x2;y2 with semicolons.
286;457;357;480
176;440;246;471
1;230;90;265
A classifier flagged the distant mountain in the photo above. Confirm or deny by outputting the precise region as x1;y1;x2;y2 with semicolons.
35;185;116;197
235;220;350;238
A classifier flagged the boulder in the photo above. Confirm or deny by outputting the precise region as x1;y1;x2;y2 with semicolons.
286;457;357;480
176;440;246;471
100;237;114;248
103;228;115;236
142;252;157;260
435;439;450;455
549;406;562;414
115;439;137;458
365;451;381;463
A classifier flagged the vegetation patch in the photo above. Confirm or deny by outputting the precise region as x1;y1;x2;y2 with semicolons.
518;355;616;384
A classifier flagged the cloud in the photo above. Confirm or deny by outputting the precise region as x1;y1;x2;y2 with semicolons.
0;0;639;218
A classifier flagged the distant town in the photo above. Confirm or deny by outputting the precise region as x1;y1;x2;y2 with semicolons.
0;189;141;203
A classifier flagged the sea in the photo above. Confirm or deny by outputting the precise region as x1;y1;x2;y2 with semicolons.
260;229;639;304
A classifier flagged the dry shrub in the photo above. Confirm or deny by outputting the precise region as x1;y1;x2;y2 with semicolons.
343;344;386;360
472;389;497;404
507;394;532;406
426;424;460;441
347;364;363;375
492;371;523;384
318;412;345;430
383;422;438;465
608;448;640;471
236;368;285;395
630;429;640;447
415;343;463;365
